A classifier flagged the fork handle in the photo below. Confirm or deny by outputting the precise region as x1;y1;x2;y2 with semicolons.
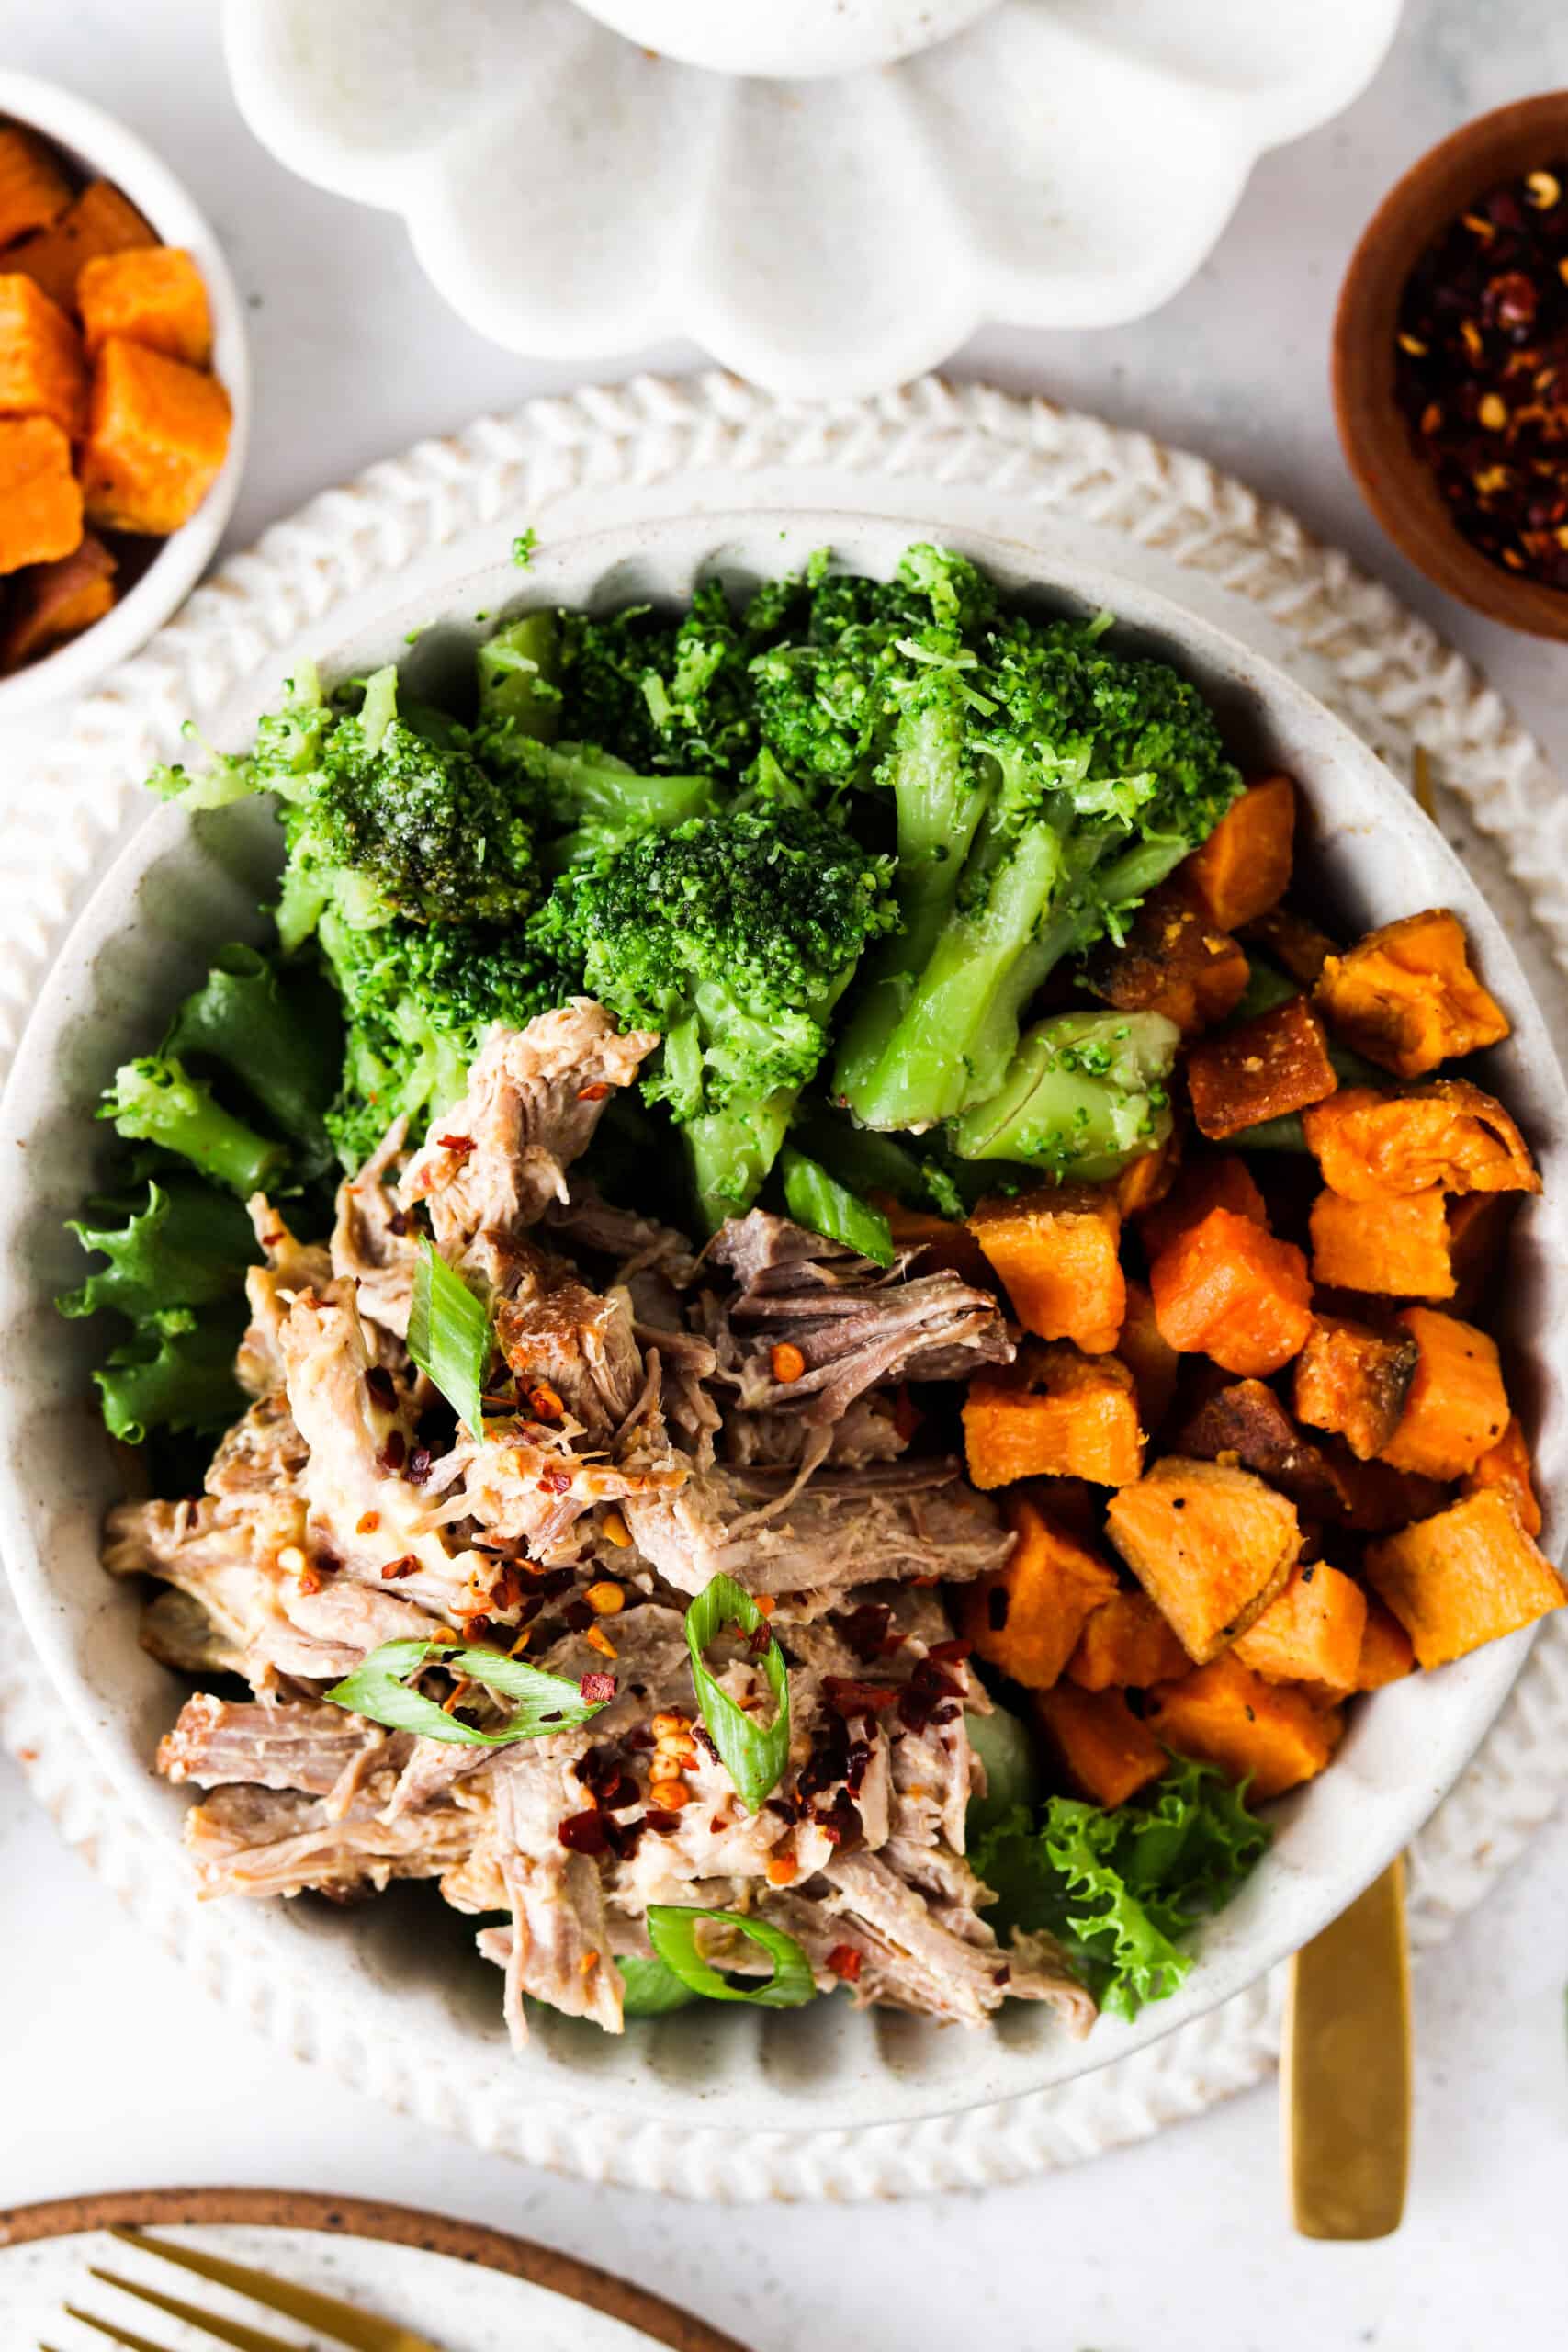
1281;1855;1413;2240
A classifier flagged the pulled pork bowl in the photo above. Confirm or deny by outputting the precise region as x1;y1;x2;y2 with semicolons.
3;503;1565;2132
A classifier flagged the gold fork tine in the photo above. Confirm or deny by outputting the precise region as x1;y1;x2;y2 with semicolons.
63;2310;196;2352
106;2232;443;2352
82;2274;299;2352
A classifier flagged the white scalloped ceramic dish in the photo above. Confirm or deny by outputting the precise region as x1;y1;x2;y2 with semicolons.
220;0;1401;396
0;73;251;720
0;442;1562;2143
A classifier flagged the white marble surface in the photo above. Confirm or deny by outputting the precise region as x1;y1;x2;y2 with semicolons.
3;0;1568;2341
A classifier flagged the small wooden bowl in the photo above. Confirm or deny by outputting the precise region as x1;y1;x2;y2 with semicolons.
1334;91;1568;639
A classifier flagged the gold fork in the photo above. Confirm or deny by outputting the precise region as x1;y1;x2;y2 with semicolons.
43;2226;443;2352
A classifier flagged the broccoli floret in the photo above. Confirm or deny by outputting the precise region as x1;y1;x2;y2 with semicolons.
760;549;1244;1132
550;580;760;778
948;1011;1179;1182
101;1057;288;1197
547;807;896;1228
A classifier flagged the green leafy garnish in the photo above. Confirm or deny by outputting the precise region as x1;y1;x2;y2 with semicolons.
60;1179;255;1325
781;1145;895;1267
616;1954;700;2018
646;1905;817;2008
971;1759;1270;2019
407;1239;491;1435
512;527;538;568
93;1306;246;1445
324;1636;610;1747
684;1573;790;1812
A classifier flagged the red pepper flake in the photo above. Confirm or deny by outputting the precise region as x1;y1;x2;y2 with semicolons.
388;1207;412;1238
380;1554;420;1581
579;1671;617;1705
405;1443;434;1486
436;1132;476;1158
577;1081;610;1102
769;1340;807;1385
538;1469;571;1495
558;1808;609;1855
926;1637;972;1665
378;1430;407;1473
822;1674;900;1715
364;1365;398;1411
527;1382;564;1422
642;1808;682;1835
827;1944;864;1984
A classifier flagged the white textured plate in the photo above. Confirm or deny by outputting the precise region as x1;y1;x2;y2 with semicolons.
0;377;1565;2199
219;0;1401;396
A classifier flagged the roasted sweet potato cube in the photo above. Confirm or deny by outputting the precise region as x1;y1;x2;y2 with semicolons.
1084;881;1249;1036
1145;1652;1342;1798
1172;1376;1351;1521
1364;1487;1564;1668
0;273;86;435
1308;1184;1454;1299
1067;1589;1190;1690
1116;1276;1179;1435
1179;775;1297;933
1325;1448;1448;1535
1104;1455;1301;1663
969;1182;1124;1353
0;529;114;670
0;125;72;247
869;1192;991;1287
1447;1191;1517;1317
1138;1152;1267;1261
1148;1205;1313;1377
1378;1306;1507;1480
0;416;82;573
78;245;212;368
1240;905;1337;987
1185;995;1338;1142
1303;1080;1538;1199
1232;1560;1368;1698
1033;1683;1167;1808
80;334;231;536
1293;1316;1420;1461
960;1493;1119;1690
1461;1416;1541;1538
9;178;155;314
1113;1127;1180;1218
1315;909;1508;1080
964;1343;1145;1490
1356;1597;1416;1690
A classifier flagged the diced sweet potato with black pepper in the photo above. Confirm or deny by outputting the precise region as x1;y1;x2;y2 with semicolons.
1232;1560;1368;1699
1138;1152;1267;1261
1067;1589;1191;1690
1363;1487;1564;1668
0;529;114;670
1104;1455;1301;1663
1303;1080;1538;1199
1084;881;1249;1036
9;178;155;314
1356;1597;1416;1690
0;125;72;248
0;416;81;572
969;1182;1124;1354
79;245;212;368
963;1343;1145;1490
1179;775;1297;932
1185;995;1338;1141
869;1192;991;1287
1145;1651;1342;1798
960;1492;1119;1690
80;334;231;535
1033;1683;1167;1807
1461;1416;1541;1538
1116;1276;1179;1435
1148;1205;1314;1376
1315;909;1508;1079
1239;906;1337;987
1378;1306;1508;1480
1307;1184;1455;1298
1293;1316;1420;1460
1171;1376;1351;1521
0;272;86;435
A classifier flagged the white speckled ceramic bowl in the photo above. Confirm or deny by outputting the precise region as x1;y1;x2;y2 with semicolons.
0;489;1562;2142
0;73;251;719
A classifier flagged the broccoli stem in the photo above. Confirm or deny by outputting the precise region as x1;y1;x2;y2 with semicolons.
780;1146;895;1267
685;1089;796;1232
163;945;339;1173
478;611;560;741
948;1010;1179;1182
103;1057;288;1197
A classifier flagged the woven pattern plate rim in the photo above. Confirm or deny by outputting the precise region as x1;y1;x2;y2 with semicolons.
1;372;1565;2200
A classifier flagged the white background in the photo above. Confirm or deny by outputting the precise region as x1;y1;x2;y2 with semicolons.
3;1;1568;2344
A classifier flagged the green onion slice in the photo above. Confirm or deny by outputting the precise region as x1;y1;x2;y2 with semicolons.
781;1146;895;1269
646;1905;817;2008
684;1573;790;1812
407;1238;490;1434
615;1953;699;2018
324;1636;610;1747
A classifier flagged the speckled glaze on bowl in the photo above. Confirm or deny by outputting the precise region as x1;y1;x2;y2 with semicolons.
0;481;1562;2142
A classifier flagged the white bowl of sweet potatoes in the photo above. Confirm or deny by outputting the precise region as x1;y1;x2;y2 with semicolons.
0;493;1562;2142
0;73;250;717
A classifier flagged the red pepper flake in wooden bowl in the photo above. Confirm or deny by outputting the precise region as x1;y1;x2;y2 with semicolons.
1394;158;1568;587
